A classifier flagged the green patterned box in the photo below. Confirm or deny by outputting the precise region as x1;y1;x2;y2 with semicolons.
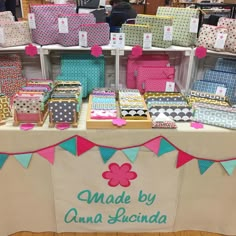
156;7;199;47
121;24;151;46
136;14;173;48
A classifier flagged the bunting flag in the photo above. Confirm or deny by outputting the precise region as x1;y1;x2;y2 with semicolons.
99;147;117;163
14;153;33;168
198;159;214;175
122;147;140;163
59;137;76;156
0;154;8;169
37;146;55;164
176;150;194;168
157;138;176;157
144;137;161;154
77;136;96;156
221;160;236;176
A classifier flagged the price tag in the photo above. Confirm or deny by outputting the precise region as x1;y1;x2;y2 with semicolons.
79;31;88;47
143;33;152;49
214;32;227;49
58;18;68;34
216;86;227;96
165;81;175;92
0;28;4;44
163;26;173;41
190;18;199;33
28;13;36;29
110;33;125;48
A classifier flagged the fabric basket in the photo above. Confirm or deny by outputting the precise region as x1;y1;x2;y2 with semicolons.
215;58;236;73
58;13;95;47
30;4;75;45
0;21;31;47
217;17;236;53
135;14;173;48
156;7;198;47
197;24;228;51
0;11;14;21
0;94;11;119
121;24;151;46
193;103;236;130
192;80;226;94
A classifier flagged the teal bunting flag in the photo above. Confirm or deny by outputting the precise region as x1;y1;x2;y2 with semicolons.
59;137;77;156
122;147;140;163
198;159;214;175
157;138;176;157
99;147;117;163
221;160;236;176
0;154;8;169
14;153;33;168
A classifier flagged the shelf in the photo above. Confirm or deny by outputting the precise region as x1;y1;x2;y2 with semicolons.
122;45;193;52
0;44;41;52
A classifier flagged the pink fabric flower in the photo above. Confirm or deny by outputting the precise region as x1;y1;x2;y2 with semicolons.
112;118;127;127
195;46;207;59
191;122;204;129
132;45;143;57
102;163;137;187
25;44;38;57
91;45;103;58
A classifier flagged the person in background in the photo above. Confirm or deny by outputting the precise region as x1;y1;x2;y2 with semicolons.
5;0;17;20
0;0;6;11
108;0;137;32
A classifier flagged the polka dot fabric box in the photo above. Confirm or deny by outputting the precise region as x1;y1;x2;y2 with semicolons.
156;7;198;47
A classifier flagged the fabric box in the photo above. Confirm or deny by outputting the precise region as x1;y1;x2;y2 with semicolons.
58;13;95;47
0;11;14;21
203;69;236;104
197;24;228;52
0;21;31;47
79;23;110;47
126;54;169;89
135;14;173;48
156;7;198;47
193;103;236;130
215;58;236;74
121;24;151;46
0;94;11;119
30;4;75;45
217;17;236;53
192;80;226;94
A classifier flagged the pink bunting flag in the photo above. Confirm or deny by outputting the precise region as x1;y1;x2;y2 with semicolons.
144;137;161;154
37;146;55;164
77;136;96;156
176;150;194;168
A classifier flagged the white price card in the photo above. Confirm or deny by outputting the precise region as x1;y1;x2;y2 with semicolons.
0;28;4;44
214;32;227;49
110;33;125;48
216;86;227;96
190;18;199;33
163;26;173;41
58;18;68;34
28;13;36;29
79;31;88;47
110;33;117;47
165;81;175;92
143;33;152;49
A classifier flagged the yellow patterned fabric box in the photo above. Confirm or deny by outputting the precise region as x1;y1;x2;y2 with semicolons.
135;14;173;48
121;24;151;46
0;95;11;119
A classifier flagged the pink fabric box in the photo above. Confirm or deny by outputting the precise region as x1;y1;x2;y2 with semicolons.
58;13;95;47
30;4;75;45
79;23;110;47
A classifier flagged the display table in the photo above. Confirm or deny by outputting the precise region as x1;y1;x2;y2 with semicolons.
0;104;236;236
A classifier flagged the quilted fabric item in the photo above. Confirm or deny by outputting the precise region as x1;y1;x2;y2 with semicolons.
193;103;236;130
0;95;11;119
121;24;151;46
215;58;236;73
156;7;198;46
217;17;236;53
58;13;95;47
135;14;173;48
136;66;175;94
79;23;110;47
0;11;14;21
30;4;75;45
192;80;226;94
197;24;228;51
126;54;169;89
203;69;236;104
0;21;31;47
